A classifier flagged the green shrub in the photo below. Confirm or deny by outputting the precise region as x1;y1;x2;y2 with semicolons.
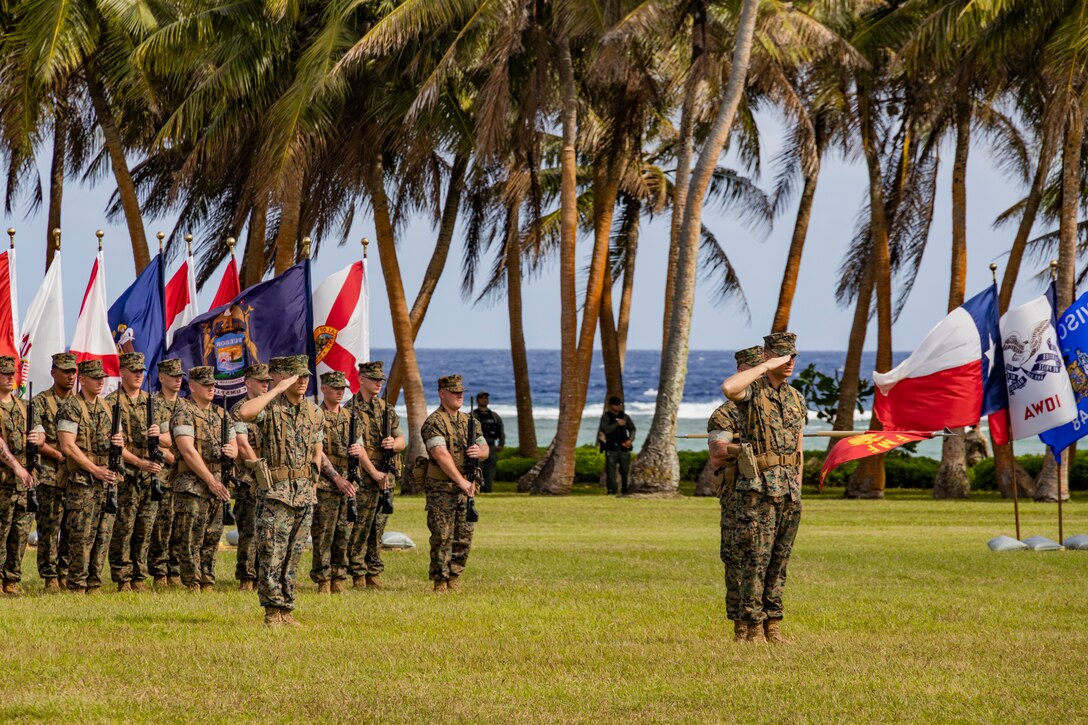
882;452;939;489
496;454;536;481
574;446;606;482
678;451;709;481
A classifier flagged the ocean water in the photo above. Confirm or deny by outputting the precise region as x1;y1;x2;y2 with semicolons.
374;348;1046;459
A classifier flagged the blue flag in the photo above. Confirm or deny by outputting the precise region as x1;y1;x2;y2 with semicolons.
1040;286;1088;461
166;260;316;399
108;253;166;381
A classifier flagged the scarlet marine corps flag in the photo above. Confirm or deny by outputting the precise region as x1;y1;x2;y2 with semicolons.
820;431;935;487
312;260;368;394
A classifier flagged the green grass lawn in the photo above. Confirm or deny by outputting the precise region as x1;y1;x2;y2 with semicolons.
1;487;1086;723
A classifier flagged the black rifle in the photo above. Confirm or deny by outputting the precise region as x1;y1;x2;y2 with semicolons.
105;397;122;515
376;401;397;515
344;407;359;523
464;392;480;523
146;377;164;502
24;383;39;513
220;397;238;526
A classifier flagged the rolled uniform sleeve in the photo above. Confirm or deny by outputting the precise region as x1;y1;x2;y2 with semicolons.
421;417;446;451
57;420;79;435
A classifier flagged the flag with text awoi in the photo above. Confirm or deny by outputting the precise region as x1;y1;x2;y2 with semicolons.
166;260;316;400
1034;287;1088;461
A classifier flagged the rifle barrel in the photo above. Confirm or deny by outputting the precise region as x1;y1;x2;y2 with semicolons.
677;428;957;440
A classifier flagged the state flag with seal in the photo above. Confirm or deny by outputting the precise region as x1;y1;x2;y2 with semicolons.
1040;287;1088;461
312;260;368;395
820;430;935;488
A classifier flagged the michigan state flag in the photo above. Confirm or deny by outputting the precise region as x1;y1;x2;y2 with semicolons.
166;260;316;399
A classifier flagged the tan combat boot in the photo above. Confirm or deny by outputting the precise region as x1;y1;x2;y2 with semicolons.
201;583;214;593
353;575;366;590
3;582;22;597
364;575;383;590
433;579;448;593
445;575;459;592
746;620;766;644
117;581;131;593
279;610;302;627
263;607;283;627
733;621;748;642
131;580;145;593
43;578;60;594
764;619;790;644
85;587;101;596
330;579;345;594
153;575;166;589
186;583;200;593
238;580;253;592
167;575;181;588
316;581;331;594
58;576;66;589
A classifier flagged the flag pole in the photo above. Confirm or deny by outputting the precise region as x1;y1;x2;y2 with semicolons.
992;263;1021;540
1050;259;1065;545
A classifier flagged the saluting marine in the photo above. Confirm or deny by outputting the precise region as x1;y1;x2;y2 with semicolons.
0;355;44;596
310;370;358;594
230;363;271;591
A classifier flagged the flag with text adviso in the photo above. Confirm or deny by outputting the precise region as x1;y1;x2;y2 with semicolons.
1000;286;1076;441
71;251;120;392
1041;288;1088;461
167;260;316;399
19;252;64;395
873;284;1010;444
108;253;166;379
0;249;20;384
210;255;241;309
165;254;199;347
313;260;367;395
820;431;935;488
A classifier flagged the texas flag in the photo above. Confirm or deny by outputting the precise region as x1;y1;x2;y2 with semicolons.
872;284;1010;444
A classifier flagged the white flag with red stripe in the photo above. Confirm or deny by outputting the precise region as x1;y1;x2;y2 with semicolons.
71;251;120;391
19;252;65;395
313;260;368;394
165;254;199;347
0;250;20;382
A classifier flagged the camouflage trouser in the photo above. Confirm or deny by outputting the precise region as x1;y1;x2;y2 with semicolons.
0;486;33;583
719;486;740;621
35;483;68;580
310;488;353;583
64;484;115;590
109;476;159;584
256;497;312;611
201;498;224;586
347;487;387;578
148;488;180;578
734;491;802;625
173;492;214;588
233;485;259;582
425;484;474;582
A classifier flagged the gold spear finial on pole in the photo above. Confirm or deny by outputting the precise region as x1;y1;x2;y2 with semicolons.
6;228;14;249
302;236;312;258
156;231;165;254
362;236;369;259
989;263;998;284
1050;259;1058;280
184;233;193;256
226;237;236;257
96;229;104;251
52;228;61;252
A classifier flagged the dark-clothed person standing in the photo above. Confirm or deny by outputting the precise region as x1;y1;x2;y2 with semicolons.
0;355;44;596
598;397;635;495
230;363;271;590
472;392;504;493
722;332;806;644
707;345;763;641
31;352;78;592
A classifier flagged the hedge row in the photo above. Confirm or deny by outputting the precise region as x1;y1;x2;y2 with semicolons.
495;446;1088;490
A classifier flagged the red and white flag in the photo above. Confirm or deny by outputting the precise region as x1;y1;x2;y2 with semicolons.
312;260;368;394
165;254;199;347
210;255;241;309
19;252;65;394
0;249;20;382
71;251;120;390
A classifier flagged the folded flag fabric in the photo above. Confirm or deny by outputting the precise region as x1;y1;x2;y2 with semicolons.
108;253;166;378
71;251;120;392
1041;289;1088;461
1000;287;1076;442
19;252;64;395
165;254;198;348
819;430;935;488
873;284;1009;444
210;255;241;309
0;248;20;384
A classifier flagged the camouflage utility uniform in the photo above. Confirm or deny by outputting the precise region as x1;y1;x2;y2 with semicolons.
231;364;271;586
148;381;186;582
310;374;353;587
733;337;806;629
0;366;33;591
31;370;75;585
346;384;400;584
57;364;117;592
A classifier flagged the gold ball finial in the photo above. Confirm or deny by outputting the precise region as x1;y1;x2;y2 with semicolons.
96;229;104;250
156;231;165;252
362;236;369;258
6;228;14;249
52;228;61;251
184;233;193;256
301;236;312;258
226;237;236;255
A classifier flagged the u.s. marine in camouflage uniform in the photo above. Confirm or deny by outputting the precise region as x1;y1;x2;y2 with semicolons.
171;366;236;591
309;370;359;593
420;374;488;592
230;363;271;590
345;361;405;590
0;355;44;596
722;332;806;644
148;358;186;587
57;359;125;593
235;355;328;627
707;345;763;640
31;352;78;592
105;352;164;592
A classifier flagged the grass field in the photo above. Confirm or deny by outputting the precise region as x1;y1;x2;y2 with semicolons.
1;486;1086;723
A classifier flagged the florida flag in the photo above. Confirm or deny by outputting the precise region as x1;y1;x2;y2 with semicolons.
313;261;368;394
71;251;120;391
873;284;1010;444
165;254;199;347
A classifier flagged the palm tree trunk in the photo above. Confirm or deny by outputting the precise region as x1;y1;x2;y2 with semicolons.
600;269;624;400
85;65;149;274
242;192;269;287
833;266;874;448
273;165;302;275
366;159;428;495
616;196;641;367
771;156;821;333
385;154;468;402
46;104;67;270
629;0;761;495
1035;106;1082;504
527;39;581;495
934;89;971;500
505;202;537;458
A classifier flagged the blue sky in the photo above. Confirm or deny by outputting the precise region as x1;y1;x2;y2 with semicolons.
7;113;1050;354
